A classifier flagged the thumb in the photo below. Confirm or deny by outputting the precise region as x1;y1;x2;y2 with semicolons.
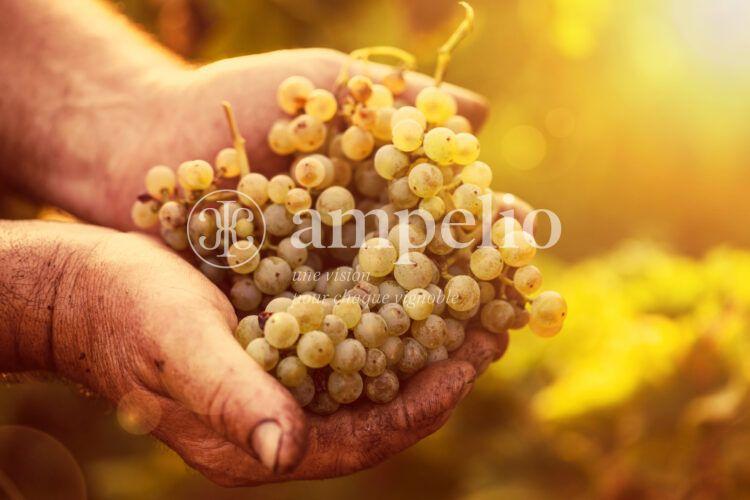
141;308;307;473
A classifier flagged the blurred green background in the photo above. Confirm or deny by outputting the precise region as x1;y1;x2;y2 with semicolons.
3;0;750;498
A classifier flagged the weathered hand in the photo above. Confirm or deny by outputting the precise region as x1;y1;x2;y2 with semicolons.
32;224;505;485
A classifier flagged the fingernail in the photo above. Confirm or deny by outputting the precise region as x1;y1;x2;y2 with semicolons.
251;421;282;472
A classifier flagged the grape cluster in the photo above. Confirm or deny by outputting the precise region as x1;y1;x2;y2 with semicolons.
130;5;567;413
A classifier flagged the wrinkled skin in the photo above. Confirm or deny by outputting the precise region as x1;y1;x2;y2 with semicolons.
5;49;508;486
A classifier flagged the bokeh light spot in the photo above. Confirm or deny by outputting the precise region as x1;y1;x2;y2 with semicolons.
501;125;547;170
117;390;162;435
545;108;576;138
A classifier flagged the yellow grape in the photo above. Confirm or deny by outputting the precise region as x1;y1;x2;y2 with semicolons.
145;165;175;199
304;88;338;122
277;75;314;114
391;119;424;152
347;75;373;102
453;133;480;165
177;160;214;191
341;125;375;161
366;84;394;109
294;156;326;188
415;86;457;123
267;119;296;156
422;127;456;165
237;173;269;206
267;174;295;204
460;161;492;189
390;105;427;130
407;163;443;198
289;114;327;152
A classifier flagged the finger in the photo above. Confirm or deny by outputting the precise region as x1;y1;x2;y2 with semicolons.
291;359;476;478
451;328;509;375
138;306;307;474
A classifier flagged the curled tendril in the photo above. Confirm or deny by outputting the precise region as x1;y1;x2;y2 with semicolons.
434;1;475;85
336;46;417;86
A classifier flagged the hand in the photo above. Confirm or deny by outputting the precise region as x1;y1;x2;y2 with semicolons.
71;48;488;229
39;225;506;486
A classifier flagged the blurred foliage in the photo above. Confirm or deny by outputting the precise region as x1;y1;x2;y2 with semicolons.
3;0;750;497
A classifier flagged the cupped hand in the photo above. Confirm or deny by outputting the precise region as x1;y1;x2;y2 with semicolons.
52;228;506;486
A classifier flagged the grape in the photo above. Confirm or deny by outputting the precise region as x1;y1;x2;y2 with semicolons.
307;391;339;415
426;283;446;316
274;238;306;268
296;330;335;368
347;75;373;102
353;161;387;199
443;114;472;134
267;174;295;204
362;348;387;377
391;119;424;152
227;240;260;274
327;371;363;404
460;161;492;189
268;120;296;156
449;302;480;321
499;230;537;267
390;105;427;130
444;275;480;312
315;186;355;226
358;237;397;278
419;196;446;220
131;198;159;228
325;266;357;298
408;162;444;198
177;160;214;191
294;156;326;188
199;257;226;285
277;75;313;114
511;305;531;330
479;280;496;304
397;338;427;376
341;125;375;161
312;153;336;189
160;226;189;251
491;217;522;247
365;370;400;403
411;314;446;349
287;295;325;333
236;173;269;206
423;127;456;165
452;133;480;165
276;356;307;387
428;223;457;255
530;291;567;327
403;288;435;320
331;157;353;187
393;252;434;290
235;218;254;239
290;374;315;406
378;280;405;306
230;278;262;312
353;312;388;348
452;183;483;216
388;177;420;209
374;144;409;180
266;296;292;313
364;84;392;109
322;314;348;344
304;88;338;121
381;337;405;368
469;247;504;280
346;280;380;307
254;256;292;295
156;202;184;230
246;338;279;371
378;303;411;336
372;107;395;141
263;311;301;348
289;114;327;152
215;147;241;178
428;345;450;364
263;203;295;236
333;297;362;329
415;86;457;123
330;338;366;373
480;299;515;334
234;315;263;348
145;165;176;199
284;188;312;214
514;265;543;295
291;265;317;293
443;318;466;352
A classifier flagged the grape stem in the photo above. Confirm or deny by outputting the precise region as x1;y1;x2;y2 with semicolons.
222;101;251;178
434;2;475;86
336;46;416;87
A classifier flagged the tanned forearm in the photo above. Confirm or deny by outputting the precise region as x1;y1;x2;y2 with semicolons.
0;220;108;372
0;0;187;220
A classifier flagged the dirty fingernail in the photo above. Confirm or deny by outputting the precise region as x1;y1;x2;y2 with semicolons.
251;421;282;472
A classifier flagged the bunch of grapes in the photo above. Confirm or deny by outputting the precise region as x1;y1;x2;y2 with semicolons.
129;2;567;414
